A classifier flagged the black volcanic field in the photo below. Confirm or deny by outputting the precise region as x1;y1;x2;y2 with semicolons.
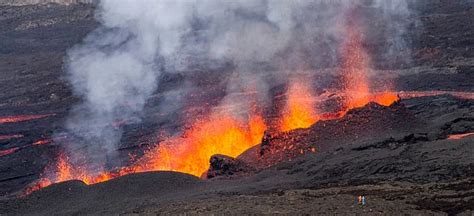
0;1;473;215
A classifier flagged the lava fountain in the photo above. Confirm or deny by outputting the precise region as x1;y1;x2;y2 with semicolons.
340;20;371;109
133;113;266;177
279;79;320;132
339;14;398;112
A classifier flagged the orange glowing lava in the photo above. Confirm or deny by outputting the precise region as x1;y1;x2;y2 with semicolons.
133;113;266;176
447;132;474;140
33;139;52;146
339;16;399;111
280;80;320;132
0;147;19;157
0;134;24;141
370;92;400;106
0;114;55;124
27;153;123;194
399;91;474;100
26;110;267;194
340;22;371;109
55;153;73;182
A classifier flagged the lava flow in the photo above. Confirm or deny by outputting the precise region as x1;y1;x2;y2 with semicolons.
0;137;55;159
0;134;24;141
0;114;55;124
33;139;52;146
0;147;19;157
447;132;474;140
399;91;474;100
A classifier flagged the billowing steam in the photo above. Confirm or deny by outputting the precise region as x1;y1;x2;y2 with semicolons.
61;0;414;173
63;0;195;170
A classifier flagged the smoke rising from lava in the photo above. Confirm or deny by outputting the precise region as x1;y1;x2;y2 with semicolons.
60;0;414;177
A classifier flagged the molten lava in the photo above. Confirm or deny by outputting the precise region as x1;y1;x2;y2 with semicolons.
0;114;55;124
0;147;19;157
134;113;266;176
27;153;122;193
447;132;474;140
0;137;54;158
26;110;267;193
280;80;320;132
339;15;398;111
33;139;52;146
55;153;73;182
0;134;24;141
399;91;474;100
340;21;371;109
370;92;400;106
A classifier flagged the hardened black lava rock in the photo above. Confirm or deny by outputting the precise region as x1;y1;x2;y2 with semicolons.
206;154;255;179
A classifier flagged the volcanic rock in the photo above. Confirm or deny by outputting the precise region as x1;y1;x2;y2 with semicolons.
205;154;255;179
239;101;420;168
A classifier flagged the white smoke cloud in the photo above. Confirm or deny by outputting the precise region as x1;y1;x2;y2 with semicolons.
372;0;414;68
64;0;194;168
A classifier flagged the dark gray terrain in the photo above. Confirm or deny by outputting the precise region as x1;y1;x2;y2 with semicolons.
0;1;473;215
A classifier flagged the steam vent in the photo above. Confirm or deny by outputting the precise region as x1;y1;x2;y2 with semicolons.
0;1;473;215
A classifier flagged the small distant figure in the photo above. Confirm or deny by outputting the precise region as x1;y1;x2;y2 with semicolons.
357;195;366;206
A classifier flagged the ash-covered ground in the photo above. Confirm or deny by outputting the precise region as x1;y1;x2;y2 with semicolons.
0;1;473;215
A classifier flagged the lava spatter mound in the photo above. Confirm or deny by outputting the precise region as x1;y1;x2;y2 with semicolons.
238;101;419;169
205;154;256;179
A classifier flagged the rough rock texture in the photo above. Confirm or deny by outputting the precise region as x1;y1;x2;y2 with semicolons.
205;154;255;179
239;102;421;168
